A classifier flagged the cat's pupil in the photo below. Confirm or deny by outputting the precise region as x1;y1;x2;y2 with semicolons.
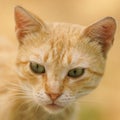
73;70;77;74
36;64;39;69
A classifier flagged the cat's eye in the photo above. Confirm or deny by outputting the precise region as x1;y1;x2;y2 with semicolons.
68;67;85;78
30;62;45;74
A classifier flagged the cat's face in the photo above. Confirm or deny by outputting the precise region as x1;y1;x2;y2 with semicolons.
14;6;116;113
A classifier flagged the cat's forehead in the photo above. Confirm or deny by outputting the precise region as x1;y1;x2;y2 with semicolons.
45;23;85;60
49;23;84;38
31;37;89;69
30;24;81;58
23;23;103;69
32;41;82;66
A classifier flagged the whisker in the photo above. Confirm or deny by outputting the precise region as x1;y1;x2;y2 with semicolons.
15;99;33;112
75;99;106;105
35;103;41;113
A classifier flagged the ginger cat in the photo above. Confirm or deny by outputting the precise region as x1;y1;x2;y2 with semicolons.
0;6;116;120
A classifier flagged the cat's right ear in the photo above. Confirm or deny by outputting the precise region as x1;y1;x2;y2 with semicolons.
14;6;47;43
83;17;116;57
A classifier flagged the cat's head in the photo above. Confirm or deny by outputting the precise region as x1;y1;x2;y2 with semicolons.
14;6;116;113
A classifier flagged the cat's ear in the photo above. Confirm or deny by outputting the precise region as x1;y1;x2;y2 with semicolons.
14;6;47;42
84;17;116;56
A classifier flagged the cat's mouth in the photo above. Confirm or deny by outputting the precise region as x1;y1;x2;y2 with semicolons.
45;103;64;111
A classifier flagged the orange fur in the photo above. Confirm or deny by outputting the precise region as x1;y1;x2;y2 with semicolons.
0;6;116;120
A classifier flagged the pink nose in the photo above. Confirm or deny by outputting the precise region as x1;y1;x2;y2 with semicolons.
47;93;61;101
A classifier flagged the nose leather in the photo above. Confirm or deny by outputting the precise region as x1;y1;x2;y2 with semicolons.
47;92;61;101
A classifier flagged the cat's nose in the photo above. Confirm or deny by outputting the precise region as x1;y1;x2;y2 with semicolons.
46;92;61;101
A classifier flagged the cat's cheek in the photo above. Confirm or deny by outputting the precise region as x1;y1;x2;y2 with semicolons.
55;91;76;107
16;63;32;79
16;63;41;83
76;76;102;98
33;89;52;105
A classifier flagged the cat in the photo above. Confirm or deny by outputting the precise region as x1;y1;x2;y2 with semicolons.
0;6;116;120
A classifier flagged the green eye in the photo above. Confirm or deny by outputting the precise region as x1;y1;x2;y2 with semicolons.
68;67;85;78
30;62;45;74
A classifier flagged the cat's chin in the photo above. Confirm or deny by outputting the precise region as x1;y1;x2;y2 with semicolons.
43;103;64;114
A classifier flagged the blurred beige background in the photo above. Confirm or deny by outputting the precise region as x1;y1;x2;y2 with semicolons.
0;0;120;120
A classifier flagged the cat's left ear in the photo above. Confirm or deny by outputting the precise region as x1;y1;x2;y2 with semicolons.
14;6;47;43
84;17;116;56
